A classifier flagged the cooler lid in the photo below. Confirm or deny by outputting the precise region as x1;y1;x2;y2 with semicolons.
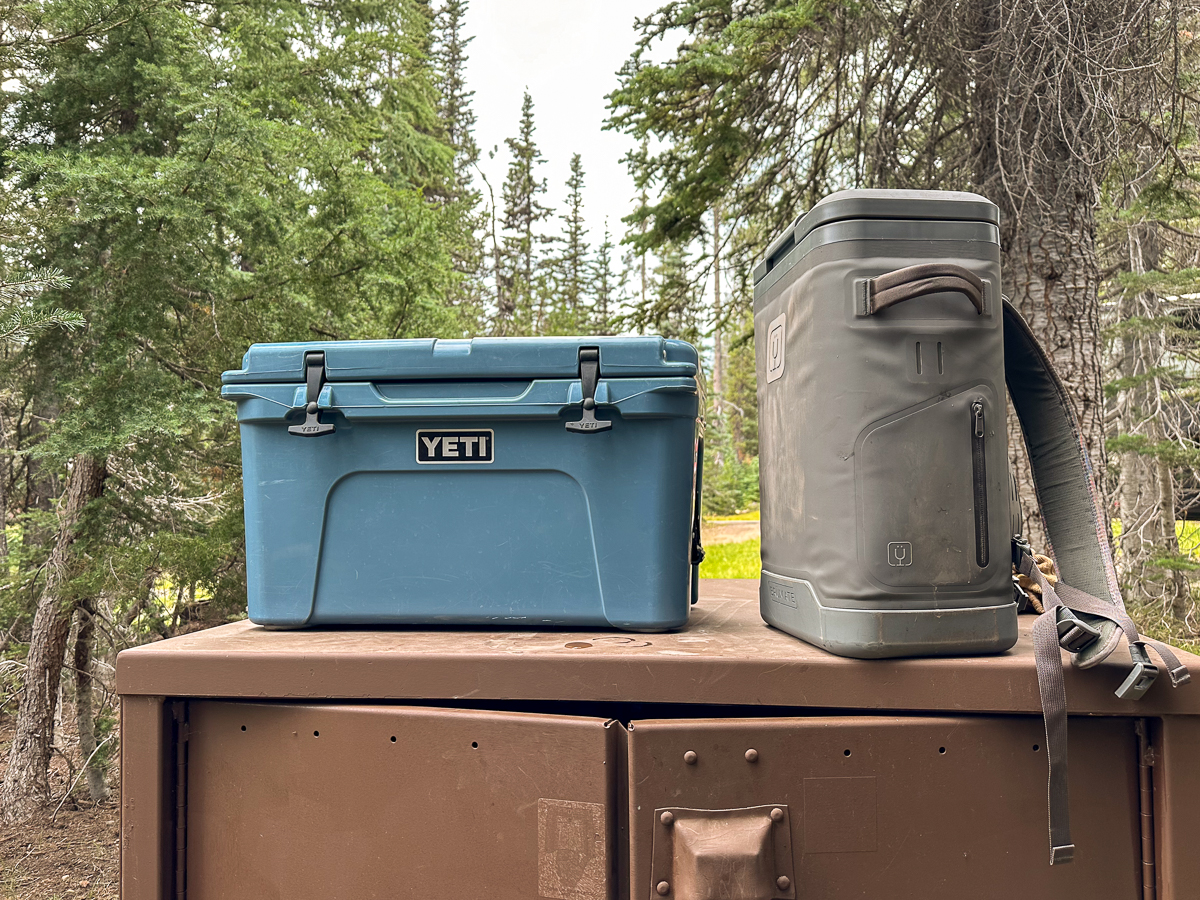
753;189;999;285
222;335;698;384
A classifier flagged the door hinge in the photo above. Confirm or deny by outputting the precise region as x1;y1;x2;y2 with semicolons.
171;701;189;900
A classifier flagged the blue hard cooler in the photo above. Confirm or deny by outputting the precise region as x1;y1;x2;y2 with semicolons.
221;337;704;630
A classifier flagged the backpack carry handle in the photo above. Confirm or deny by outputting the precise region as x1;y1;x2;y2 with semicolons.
866;263;985;315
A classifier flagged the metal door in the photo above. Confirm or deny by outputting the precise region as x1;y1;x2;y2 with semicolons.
184;702;618;900
627;715;1140;899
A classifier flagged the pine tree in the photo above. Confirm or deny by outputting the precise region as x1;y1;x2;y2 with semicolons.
549;153;589;333
499;91;553;334
0;0;465;822
432;0;485;320
592;219;619;334
433;0;481;194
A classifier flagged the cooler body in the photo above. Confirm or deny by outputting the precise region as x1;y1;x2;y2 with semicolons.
753;190;1016;658
221;336;703;630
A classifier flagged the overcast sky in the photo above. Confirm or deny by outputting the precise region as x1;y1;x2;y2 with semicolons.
462;0;660;251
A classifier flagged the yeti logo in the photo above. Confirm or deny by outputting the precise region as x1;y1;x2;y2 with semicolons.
888;542;913;567
416;429;494;464
766;312;786;383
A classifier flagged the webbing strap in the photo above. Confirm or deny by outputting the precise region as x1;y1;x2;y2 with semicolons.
1005;299;1189;866
1022;553;1075;864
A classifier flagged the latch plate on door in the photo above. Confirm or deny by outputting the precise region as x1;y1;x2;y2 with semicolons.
650;805;796;900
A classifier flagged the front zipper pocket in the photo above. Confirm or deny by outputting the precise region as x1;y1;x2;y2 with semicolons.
855;386;999;589
971;398;989;569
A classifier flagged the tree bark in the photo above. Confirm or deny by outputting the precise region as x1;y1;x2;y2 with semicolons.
968;0;1113;554
73;596;107;803
1115;217;1190;619
711;206;724;416
0;453;107;824
1002;209;1106;553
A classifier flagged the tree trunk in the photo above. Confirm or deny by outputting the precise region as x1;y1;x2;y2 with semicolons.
0;453;107;824
73;596;107;803
1003;209;1106;554
968;0;1111;555
1115;217;1190;620
711;206;724;416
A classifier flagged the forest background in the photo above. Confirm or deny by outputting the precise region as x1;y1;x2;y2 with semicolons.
0;0;1195;838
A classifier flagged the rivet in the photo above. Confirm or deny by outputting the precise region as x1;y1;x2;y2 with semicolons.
656;880;671;896
683;750;698;765
770;807;784;823
745;748;759;763
776;875;791;891
660;811;675;826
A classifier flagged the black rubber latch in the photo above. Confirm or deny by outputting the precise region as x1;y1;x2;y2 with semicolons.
288;351;336;437
566;347;612;433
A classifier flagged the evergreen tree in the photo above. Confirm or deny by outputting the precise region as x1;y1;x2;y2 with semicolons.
0;0;466;822
608;0;1188;551
555;153;590;329
592;219;620;334
499;91;553;333
433;0;481;191
432;0;485;320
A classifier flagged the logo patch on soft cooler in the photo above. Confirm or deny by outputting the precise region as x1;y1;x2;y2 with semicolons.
416;429;494;464
766;312;786;383
887;542;913;566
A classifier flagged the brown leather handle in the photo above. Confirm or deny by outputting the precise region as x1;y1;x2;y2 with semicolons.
867;263;985;315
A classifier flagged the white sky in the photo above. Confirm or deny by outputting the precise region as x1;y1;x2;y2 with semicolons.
462;0;661;252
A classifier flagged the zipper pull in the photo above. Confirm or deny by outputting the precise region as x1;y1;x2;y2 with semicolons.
971;399;985;437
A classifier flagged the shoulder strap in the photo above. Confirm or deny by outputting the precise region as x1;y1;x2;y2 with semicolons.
1003;299;1190;865
1003;300;1123;606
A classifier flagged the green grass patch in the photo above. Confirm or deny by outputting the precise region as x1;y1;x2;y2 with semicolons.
700;538;761;579
703;510;761;522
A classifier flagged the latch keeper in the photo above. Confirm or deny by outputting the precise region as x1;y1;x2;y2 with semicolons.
566;347;612;433
288;351;335;437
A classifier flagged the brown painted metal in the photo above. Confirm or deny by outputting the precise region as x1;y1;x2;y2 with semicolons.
626;715;1142;899
182;702;617;900
649;805;795;900
120;696;173;900
1152;715;1200;898
1137;719;1156;900
116;581;1200;717
116;581;1200;899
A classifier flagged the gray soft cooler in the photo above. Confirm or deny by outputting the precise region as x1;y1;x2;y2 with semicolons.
754;189;1017;658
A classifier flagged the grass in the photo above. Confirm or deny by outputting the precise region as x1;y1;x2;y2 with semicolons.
700;538;761;579
703;510;761;522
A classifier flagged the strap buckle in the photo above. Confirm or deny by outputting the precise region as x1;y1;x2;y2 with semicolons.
1055;607;1102;654
1116;642;1159;701
1012;534;1033;569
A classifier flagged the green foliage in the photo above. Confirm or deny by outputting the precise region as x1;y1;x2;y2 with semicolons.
0;0;474;639
699;537;760;579
0;269;84;343
498;91;553;334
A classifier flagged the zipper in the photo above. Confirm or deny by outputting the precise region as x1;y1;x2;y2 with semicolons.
971;399;989;568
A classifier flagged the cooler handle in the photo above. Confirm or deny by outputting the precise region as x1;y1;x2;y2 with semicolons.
865;263;985;316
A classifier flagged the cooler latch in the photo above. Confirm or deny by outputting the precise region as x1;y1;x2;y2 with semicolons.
288;351;336;437
566;347;612;433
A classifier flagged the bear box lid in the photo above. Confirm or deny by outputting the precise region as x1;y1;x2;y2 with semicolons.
222;336;698;384
752;189;1000;286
